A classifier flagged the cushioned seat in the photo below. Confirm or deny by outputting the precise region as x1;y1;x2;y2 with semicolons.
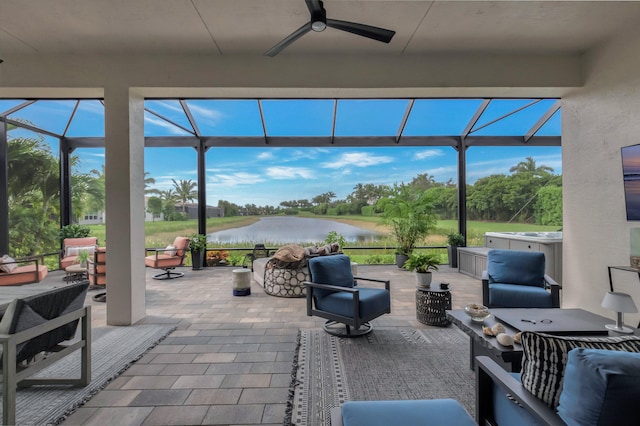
334;399;476;426
1;282;91;425
0;262;48;286
60;237;98;269
305;254;390;337
144;236;190;280
477;332;640;426
482;249;560;308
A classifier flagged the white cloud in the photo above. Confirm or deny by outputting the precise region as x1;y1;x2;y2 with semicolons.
144;115;186;135
258;152;274;160
414;149;445;160
186;104;225;124
266;166;314;179
209;172;265;187
321;152;393;169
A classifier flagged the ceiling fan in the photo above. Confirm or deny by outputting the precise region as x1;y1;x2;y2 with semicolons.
264;0;395;57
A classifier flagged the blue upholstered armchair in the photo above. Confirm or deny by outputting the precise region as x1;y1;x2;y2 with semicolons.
482;249;560;308
304;254;391;337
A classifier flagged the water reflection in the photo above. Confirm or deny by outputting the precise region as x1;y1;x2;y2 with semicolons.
207;217;382;244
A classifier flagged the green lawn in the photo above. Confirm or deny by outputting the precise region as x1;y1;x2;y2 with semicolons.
80;214;560;267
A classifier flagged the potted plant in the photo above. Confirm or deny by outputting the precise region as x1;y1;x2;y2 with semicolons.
403;252;440;287
76;249;90;268
376;184;438;268
446;232;465;268
189;233;208;270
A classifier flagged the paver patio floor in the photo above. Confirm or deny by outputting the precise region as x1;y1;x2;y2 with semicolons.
51;265;481;425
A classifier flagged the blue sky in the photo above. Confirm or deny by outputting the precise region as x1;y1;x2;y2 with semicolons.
2;98;562;207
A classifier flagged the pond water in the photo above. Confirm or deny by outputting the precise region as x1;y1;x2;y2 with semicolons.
207;216;383;244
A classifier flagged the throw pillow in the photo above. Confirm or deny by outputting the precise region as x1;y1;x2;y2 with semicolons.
165;245;177;256
273;244;305;263
520;331;640;409
65;245;96;257
557;348;640;426
0;254;18;273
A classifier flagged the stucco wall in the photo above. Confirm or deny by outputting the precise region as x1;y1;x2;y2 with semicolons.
563;25;640;325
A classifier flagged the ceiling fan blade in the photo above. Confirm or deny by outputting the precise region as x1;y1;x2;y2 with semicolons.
326;18;395;43
264;22;312;57
305;0;324;15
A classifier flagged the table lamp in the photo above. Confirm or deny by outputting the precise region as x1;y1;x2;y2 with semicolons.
601;291;638;334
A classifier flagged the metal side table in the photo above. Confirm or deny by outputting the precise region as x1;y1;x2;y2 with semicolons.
416;285;452;326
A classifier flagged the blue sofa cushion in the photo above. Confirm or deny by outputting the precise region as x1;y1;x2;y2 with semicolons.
308;254;354;299
492;372;544;426
488;283;554;308
341;399;475;426
315;288;390;320
557;348;640;426
487;249;545;287
520;332;640;409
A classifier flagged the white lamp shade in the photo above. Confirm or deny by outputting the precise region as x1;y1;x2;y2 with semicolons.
601;292;639;313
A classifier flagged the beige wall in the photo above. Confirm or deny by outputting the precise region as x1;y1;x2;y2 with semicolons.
563;24;640;325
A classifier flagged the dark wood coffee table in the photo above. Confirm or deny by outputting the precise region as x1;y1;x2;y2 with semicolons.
447;308;639;372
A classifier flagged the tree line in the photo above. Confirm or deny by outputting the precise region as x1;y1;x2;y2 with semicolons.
6;123;561;259
211;157;562;226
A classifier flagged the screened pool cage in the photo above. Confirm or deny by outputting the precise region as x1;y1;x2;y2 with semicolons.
0;98;561;255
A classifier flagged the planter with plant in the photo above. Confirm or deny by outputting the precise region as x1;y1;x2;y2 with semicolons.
403;252;440;287
446;232;465;268
376;184;438;268
76;249;90;268
189;233;208;270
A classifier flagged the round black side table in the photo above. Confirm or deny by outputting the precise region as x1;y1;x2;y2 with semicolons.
416;285;452;327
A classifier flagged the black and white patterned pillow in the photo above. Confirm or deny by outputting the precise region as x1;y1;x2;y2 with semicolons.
520;331;640;409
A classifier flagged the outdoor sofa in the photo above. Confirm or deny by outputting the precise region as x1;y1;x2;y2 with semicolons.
331;331;640;426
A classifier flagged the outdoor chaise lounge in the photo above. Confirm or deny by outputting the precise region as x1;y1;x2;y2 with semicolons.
0;282;91;425
0;255;48;286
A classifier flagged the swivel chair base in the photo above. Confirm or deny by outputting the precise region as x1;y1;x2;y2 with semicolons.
152;269;185;280
323;320;373;338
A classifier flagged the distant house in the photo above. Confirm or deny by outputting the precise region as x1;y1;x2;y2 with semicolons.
175;203;224;219
79;212;104;225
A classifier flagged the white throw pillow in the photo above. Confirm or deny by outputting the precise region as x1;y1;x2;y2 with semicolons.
165;245;177;256
0;254;18;273
65;245;96;257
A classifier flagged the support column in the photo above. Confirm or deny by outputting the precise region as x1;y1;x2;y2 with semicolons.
104;85;146;325
457;138;468;242
0;120;8;255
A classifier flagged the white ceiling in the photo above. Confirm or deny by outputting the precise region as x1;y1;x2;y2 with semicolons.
0;1;639;58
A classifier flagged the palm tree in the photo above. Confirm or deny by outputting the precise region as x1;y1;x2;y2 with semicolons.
172;179;197;212
144;172;160;195
509;157;554;177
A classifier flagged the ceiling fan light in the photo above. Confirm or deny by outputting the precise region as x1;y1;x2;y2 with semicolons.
311;20;326;32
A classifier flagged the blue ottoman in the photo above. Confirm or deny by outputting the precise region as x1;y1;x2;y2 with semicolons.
333;399;476;426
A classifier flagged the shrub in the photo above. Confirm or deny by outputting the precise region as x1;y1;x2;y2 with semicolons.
59;224;91;242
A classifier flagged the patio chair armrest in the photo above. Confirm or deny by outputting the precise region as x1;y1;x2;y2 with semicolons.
476;356;564;426
352;276;391;290
544;274;561;289
544;274;561;307
303;281;359;293
481;271;490;306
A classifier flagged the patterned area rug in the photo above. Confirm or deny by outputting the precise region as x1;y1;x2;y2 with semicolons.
0;324;175;426
286;327;475;426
